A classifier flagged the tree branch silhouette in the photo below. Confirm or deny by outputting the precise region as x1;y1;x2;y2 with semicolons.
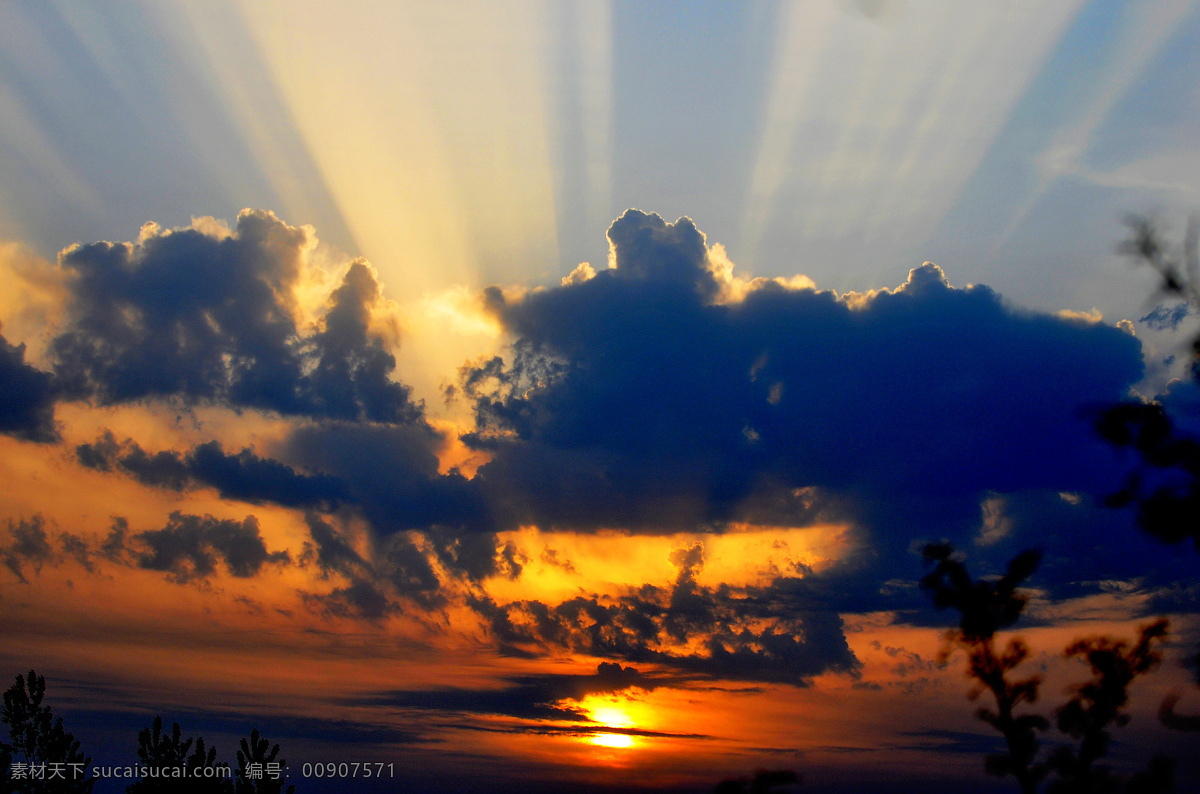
1097;215;1200;547
1047;620;1171;793
921;543;1048;794
1101;214;1200;737
921;545;1172;793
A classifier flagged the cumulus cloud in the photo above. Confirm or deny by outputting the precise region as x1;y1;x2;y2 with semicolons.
74;422;510;587
283;422;486;535
71;421;516;608
461;210;1143;540
429;208;1191;635
283;423;520;585
49;210;421;424
0;510;310;589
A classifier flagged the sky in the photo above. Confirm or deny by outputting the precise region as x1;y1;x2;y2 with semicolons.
2;1;1200;792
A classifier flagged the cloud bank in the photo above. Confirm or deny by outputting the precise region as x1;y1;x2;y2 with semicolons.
3;208;1191;691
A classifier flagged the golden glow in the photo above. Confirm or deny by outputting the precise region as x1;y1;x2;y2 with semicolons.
395;285;508;419
483;524;853;605
589;706;634;729
0;241;66;366
231;0;564;295
589;733;634;749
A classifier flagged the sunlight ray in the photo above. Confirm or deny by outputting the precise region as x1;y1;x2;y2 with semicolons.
741;0;1082;278
231;0;562;294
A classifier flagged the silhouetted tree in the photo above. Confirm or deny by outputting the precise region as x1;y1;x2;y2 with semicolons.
126;716;232;794
234;730;294;794
713;768;801;794
1097;215;1200;547
1097;401;1200;547
1046;621;1171;793
0;670;94;793
1118;215;1200;353
921;545;1172;794
1101;215;1200;737
921;544;1048;794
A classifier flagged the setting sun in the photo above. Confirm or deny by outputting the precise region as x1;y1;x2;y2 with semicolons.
589;733;635;749
588;706;634;729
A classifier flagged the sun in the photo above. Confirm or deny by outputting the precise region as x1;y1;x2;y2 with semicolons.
583;703;637;749
589;732;635;749
588;707;633;728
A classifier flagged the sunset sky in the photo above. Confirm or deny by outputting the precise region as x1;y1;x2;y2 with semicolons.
3;2;1200;792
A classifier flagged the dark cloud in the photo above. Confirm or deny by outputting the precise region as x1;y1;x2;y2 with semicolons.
308;260;418;423
0;328;58;442
304;578;395;620
469;543;860;686
73;425;501;592
283;423;515;585
297;514;443;618
50;210;421;424
67;707;429;749
12;209;1181;671
892;729;1004;757
186;441;349;508
462;210;1143;537
355;662;657;722
1;515;56;582
382;532;442;598
0;515;109;580
76;432;348;509
1;511;300;587
58;532;95;573
284;422;487;536
300;513;372;580
72;421;510;606
439;209;1174;643
118;511;291;583
100;517;131;564
1140;301;1192;331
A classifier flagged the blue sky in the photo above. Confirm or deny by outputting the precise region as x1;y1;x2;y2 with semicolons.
3;1;1198;310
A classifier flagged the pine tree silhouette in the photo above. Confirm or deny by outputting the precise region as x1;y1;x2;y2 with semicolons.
0;670;94;794
126;716;232;794
234;729;294;794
